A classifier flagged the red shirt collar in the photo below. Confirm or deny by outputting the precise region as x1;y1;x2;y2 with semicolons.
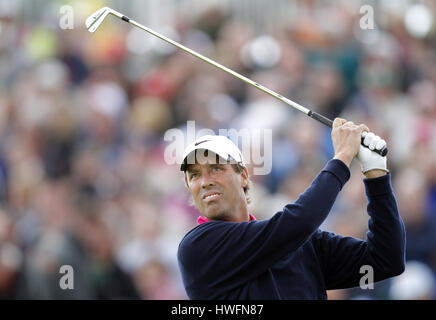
197;214;256;225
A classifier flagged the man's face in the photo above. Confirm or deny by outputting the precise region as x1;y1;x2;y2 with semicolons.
185;152;248;221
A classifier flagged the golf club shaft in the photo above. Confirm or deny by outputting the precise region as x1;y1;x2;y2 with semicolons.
119;14;387;156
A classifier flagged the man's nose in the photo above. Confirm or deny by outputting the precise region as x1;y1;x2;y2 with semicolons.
200;172;215;188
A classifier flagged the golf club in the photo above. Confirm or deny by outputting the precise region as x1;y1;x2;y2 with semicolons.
86;7;387;156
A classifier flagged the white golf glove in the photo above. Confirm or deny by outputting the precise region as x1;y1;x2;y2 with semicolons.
356;132;388;173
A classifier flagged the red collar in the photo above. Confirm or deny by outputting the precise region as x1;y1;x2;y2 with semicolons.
197;214;256;225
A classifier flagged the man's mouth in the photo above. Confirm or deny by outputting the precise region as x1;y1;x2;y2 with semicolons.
202;192;222;202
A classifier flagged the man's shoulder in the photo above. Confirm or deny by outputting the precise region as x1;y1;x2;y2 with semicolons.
178;221;229;248
179;223;205;245
177;221;236;264
178;219;256;254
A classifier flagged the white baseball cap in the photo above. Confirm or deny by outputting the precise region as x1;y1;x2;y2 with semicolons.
180;135;246;171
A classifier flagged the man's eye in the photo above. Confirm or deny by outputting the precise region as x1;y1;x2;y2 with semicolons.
213;166;222;171
190;173;198;179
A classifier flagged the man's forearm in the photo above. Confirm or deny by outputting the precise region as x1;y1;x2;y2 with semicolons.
364;174;406;278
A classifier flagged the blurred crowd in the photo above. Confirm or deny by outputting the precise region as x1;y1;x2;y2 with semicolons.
0;0;435;299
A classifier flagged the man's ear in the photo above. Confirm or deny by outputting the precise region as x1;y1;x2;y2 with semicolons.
241;167;249;188
184;172;190;189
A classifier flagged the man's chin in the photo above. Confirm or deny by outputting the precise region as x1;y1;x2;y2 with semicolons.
203;209;226;221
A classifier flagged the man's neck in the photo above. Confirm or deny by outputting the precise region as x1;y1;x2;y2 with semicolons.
229;202;250;222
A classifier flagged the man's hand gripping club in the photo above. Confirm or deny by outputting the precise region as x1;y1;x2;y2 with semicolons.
331;118;388;178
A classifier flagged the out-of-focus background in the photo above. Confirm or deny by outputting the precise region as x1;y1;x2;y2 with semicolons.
0;0;435;300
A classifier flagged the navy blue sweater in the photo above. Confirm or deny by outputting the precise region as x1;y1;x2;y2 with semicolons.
177;159;406;299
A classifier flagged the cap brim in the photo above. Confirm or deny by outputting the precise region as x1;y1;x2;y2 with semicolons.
183;136;247;170
180;147;231;171
180;136;245;171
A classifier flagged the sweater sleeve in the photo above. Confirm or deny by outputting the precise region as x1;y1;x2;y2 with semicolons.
313;173;406;290
178;159;350;299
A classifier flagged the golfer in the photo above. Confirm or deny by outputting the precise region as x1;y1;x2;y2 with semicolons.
177;118;406;299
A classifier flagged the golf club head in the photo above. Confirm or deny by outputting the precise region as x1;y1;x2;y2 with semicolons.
86;7;116;32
